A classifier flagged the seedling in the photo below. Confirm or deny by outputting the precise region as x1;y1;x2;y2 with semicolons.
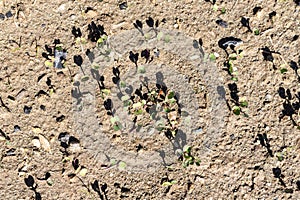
42;40;67;69
280;67;288;74
209;53;217;61
253;28;260;35
24;175;41;200
162;180;177;187
146;17;159;35
241;16;252;32
133;20;144;36
120;78;181;138
87;21;106;42
179;145;201;168
110;116;122;131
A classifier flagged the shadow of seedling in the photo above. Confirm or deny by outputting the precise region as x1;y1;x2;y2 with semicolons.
91;180;108;200
278;87;300;127
133;17;160;36
259;46;281;70
71;81;92;105
24;175;42;200
129;51;139;69
67;158;90;192
192;38;205;57
0;96;11;112
42;39;67;69
256;133;273;157
228;83;248;116
73;55;84;74
204;0;216;4
72;26;82;38
273;167;286;187
130;49;154;72
58;132;80;156
91;68;110;99
218;37;243;57
87;21;107;42
241;16;252;32
289;59;300;82
133;20;144;36
146;16;159;35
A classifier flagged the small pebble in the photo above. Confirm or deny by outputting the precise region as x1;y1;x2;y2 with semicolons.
265;126;270;131
265;94;272;102
57;3;66;13
32;138;41;148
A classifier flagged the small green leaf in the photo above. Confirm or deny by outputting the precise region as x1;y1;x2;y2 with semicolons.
121;95;130;101
97;38;104;45
162;180;177;187
253;28;260;35
183;145;192;153
133;102;142;109
120;81;126;88
118;161;126;170
92;65;100;70
110;158;117;166
123;100;131;107
113;125;121;131
280;68;288;74
232;106;241;115
164;35;171;43
45;60;53;67
276;152;284;161
167;91;175;99
221;7;226;14
213;4;218;11
209;53;216;61
47;179;54;186
134;109;143;115
239;98;248;107
101;89;110;95
157;32;164;40
229;53;237;60
110;116;120;124
138;66;146;73
49;88;54;96
231;77;238;81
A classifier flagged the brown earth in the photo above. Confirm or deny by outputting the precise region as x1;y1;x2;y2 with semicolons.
0;0;300;199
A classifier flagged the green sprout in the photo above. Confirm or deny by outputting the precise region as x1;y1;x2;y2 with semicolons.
181;145;201;168
221;7;226;14
239;97;248;107
162;180;177;187
209;53;217;61
253;28;260;35
110;116;122;131
97;35;108;46
280;68;288;74
232;106;241;115
164;35;171;43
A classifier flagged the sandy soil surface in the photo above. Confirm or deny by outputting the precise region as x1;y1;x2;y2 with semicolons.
0;0;300;199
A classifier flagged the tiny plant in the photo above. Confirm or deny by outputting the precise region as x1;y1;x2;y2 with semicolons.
179;145;201;168
253;28;260;35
